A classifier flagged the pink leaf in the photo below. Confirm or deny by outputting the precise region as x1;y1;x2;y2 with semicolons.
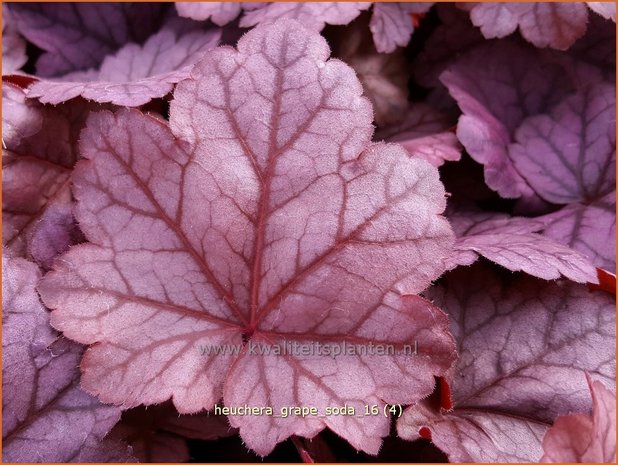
176;2;243;26
2;83;91;266
375;103;461;167
541;375;616;463
587;2;616;21
240;3;372;31
28;26;221;106
109;402;235;462
463;2;589;50
398;263;616;462
2;254;134;462
446;208;598;283
38;20;456;456
369;3;433;53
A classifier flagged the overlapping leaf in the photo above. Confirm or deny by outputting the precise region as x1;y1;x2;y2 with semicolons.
398;263;616;462
375;104;460;166
2;83;90;268
38;20;457;456
461;2;589;50
28;25;221;106
2;253;134;462
441;39;606;199
7;3;167;77
369;3;433;53
539;192;616;272
446;208;598;283
510;83;615;205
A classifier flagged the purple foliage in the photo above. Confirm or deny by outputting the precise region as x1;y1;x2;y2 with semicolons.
1;2;615;463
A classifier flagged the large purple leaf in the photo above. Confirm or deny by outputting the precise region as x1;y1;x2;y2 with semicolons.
369;3;433;53
541;375;616;463
2;83;90;266
38;20;456;456
462;2;589;50
375;103;461;167
28;25;221;106
2;254;134;462
109;402;234;462
240;3;372;31
176;2;243;26
510;83;616;205
446;208;598;283
440;39;588;198
8;3;167;77
398;263;616;462
539;192;616;272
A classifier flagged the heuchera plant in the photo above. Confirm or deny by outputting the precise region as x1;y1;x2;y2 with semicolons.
2;2;616;463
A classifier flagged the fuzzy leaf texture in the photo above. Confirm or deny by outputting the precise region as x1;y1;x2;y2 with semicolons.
2;253;134;462
446;208;598;283
38;19;457;456
398;263;616;462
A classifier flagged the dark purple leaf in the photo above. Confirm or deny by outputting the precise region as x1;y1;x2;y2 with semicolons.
510;83;615;205
8;3;167;77
2;83;89;267
2;253;134;462
440;39;596;199
398;263;616;462
375;103;461;167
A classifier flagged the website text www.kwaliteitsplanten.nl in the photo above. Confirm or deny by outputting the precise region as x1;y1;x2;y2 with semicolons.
198;340;418;358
